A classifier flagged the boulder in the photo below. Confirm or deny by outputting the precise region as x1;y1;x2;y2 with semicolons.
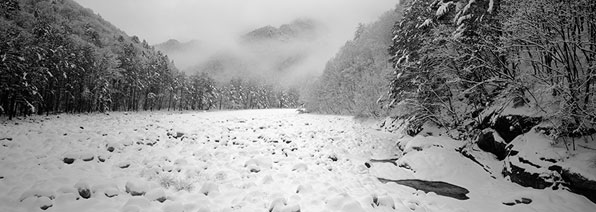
504;163;553;189
125;181;148;196
561;169;596;203
74;182;92;199
476;130;507;160
480;114;542;143
145;188;167;203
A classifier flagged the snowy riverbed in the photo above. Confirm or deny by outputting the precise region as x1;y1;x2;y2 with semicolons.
0;109;594;212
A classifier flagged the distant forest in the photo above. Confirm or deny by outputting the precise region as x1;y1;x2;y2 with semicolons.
0;0;299;119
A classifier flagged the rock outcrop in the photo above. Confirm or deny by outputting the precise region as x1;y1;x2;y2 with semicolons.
501;131;596;204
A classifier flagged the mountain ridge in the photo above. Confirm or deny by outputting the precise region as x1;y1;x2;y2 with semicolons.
242;18;321;42
154;18;330;86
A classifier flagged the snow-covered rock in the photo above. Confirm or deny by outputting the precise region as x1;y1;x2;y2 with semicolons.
125;181;148;196
503;130;596;203
145;188;167;203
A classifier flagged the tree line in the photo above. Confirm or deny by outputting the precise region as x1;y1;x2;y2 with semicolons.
0;0;299;119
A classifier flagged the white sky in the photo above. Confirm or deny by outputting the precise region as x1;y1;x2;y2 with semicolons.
74;0;398;45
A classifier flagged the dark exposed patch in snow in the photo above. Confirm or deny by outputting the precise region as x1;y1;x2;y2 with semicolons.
377;178;470;200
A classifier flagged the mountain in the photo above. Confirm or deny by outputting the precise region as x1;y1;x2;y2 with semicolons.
243;19;320;42
181;18;329;86
154;39;201;53
153;39;203;69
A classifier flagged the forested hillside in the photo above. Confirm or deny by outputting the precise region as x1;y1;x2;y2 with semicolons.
305;9;402;117
307;0;595;142
386;0;595;141
0;0;299;119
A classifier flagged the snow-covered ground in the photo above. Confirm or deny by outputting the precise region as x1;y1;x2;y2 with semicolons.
0;109;594;212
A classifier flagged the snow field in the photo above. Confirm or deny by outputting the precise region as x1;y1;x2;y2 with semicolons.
0;109;595;212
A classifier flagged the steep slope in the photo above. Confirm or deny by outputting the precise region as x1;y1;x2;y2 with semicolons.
0;0;179;117
305;8;402;117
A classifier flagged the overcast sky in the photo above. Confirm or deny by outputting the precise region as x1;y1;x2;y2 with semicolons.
74;0;398;45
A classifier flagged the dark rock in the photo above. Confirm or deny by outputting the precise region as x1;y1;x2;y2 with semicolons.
412;146;423;151
561;169;596;204
63;157;75;164
407;127;422;137
156;197;167;203
502;202;515;206
548;165;562;172
82;156;94;162
107;146;115;152
520;197;532;204
371;195;379;207
505;164;553;189
481;114;542;143
40;204;52;210
540;157;557;163
505;197;533;206
78;188;91;199
364;162;371;168
518;157;541;168
98;156;106;162
505;143;596;204
476;131;507;160
378;178;469;200
509;150;519;156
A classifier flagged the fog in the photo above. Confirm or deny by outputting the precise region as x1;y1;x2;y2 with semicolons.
74;0;399;85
